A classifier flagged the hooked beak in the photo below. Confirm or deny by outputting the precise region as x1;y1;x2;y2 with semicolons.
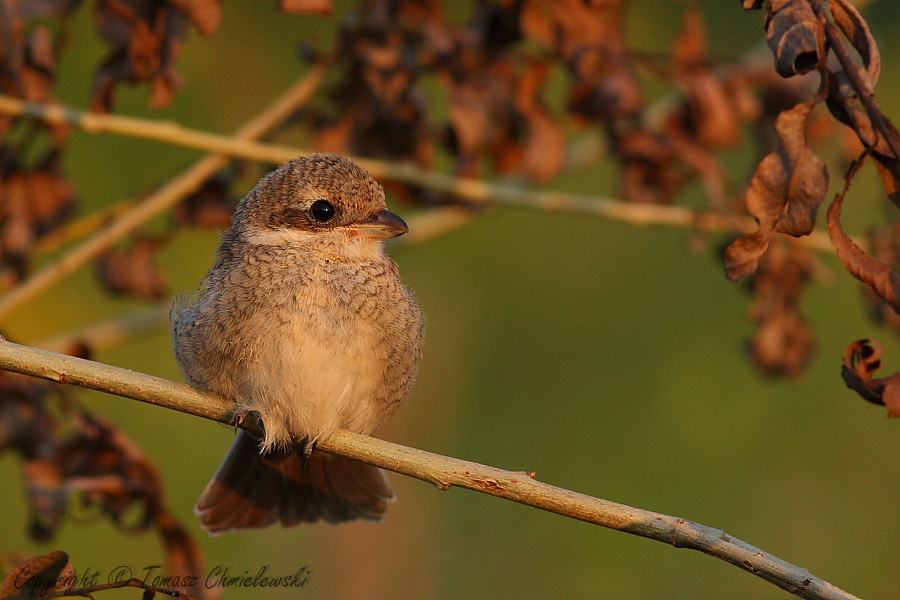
350;209;409;239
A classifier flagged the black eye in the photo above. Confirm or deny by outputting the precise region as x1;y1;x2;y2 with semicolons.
310;200;335;223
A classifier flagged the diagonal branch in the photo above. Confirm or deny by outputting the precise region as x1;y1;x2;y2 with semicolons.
0;339;861;600
0;63;328;320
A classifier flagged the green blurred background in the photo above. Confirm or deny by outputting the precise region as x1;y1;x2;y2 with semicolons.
2;1;899;598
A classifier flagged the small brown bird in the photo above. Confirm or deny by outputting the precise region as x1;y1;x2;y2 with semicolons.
171;154;424;533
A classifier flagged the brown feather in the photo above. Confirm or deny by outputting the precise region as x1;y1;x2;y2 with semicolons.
195;431;393;534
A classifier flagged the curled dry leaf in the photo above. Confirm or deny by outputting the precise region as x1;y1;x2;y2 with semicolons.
829;0;880;89
862;225;900;331
842;339;900;417
827;160;900;313
0;550;75;599
764;0;824;78
724;102;829;281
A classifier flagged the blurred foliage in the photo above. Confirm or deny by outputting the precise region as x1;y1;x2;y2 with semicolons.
1;1;900;599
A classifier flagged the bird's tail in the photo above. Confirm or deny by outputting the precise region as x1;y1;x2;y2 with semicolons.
195;430;393;534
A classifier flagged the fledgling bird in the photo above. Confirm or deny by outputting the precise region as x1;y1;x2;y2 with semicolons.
171;154;424;533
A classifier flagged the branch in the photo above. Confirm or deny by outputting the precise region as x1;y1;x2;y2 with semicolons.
35;304;169;354
0;94;842;259
0;340;860;600
0;63;328;320
811;0;900;166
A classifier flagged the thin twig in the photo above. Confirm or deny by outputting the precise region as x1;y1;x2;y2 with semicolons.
0;340;862;600
811;0;900;166
0;94;843;256
0;63;329;320
32;199;135;258
36;304;169;354
5;578;199;600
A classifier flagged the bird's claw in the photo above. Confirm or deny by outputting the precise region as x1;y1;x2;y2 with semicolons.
233;409;265;440
301;439;316;462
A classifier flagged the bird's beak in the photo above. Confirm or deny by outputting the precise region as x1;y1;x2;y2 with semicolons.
350;209;409;239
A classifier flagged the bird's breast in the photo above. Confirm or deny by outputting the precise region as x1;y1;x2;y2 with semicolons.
238;255;419;449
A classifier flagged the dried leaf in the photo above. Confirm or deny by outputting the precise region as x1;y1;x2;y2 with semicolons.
90;0;214;111
724;103;829;281
0;551;75;599
0;370;57;456
96;236;169;301
516;60;565;182
745;242;816;377
158;513;209;598
673;8;741;148
874;156;900;209
280;0;332;14
175;173;235;229
765;0;824;78
827;162;900;312
842;339;900;416
724;230;770;282
520;0;554;48
170;0;222;36
751;308;814;377
830;0;880;88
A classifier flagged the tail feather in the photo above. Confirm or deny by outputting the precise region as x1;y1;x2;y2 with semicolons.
195;431;393;534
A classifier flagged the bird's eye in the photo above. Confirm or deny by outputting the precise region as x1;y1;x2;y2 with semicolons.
310;199;336;223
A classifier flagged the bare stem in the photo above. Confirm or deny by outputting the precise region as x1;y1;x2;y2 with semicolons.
0;63;328;320
0;339;862;600
0;93;842;258
36;304;169;354
811;0;900;166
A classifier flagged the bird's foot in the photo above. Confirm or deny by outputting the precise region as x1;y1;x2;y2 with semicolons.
300;439;317;462
233;409;265;440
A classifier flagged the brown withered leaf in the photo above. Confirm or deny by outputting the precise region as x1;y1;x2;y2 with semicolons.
91;0;220;112
158;512;210;598
751;308;815;377
746;242;816;377
516;59;566;182
874;157;900;209
528;0;642;123
0;370;57;457
830;0;880;88
827;158;900;312
0;550;75;599
724;230;771;282
280;0;332;14
863;225;900;331
170;0;222;36
842;339;900;416
724;103;829;281
0;152;76;284
519;0;554;48
96;235;169;301
672;7;741;148
175;171;236;229
616;129;679;205
765;0;824;78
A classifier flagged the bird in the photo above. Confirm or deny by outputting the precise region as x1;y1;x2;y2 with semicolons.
171;154;424;534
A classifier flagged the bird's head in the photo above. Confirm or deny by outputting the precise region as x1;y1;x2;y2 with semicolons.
229;154;408;251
